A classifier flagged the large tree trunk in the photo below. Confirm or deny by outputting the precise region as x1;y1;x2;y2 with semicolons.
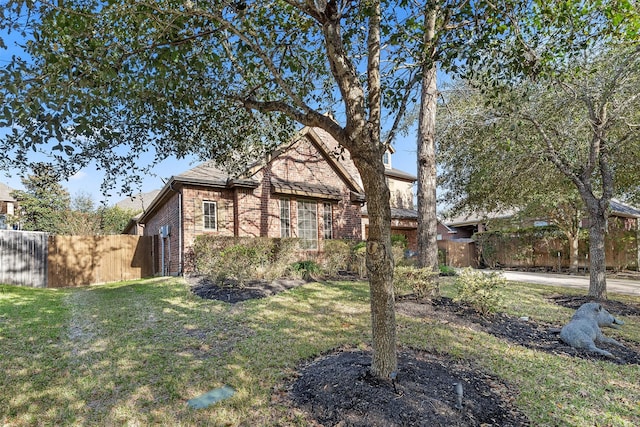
416;5;439;274
585;199;608;298
353;153;397;379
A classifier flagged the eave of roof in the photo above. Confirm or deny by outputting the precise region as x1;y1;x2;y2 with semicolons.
137;171;259;224
385;168;416;182
271;178;343;201
610;199;640;218
361;207;418;220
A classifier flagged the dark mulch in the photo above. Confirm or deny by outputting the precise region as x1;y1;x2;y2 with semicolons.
187;275;306;303
548;294;640;316
288;348;529;427
427;296;640;365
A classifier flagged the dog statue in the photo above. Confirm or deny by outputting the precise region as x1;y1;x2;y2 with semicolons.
559;302;625;357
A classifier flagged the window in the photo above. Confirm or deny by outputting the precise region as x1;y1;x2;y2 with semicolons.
280;198;290;237
382;150;391;168
203;201;217;230
297;200;318;249
323;202;333;239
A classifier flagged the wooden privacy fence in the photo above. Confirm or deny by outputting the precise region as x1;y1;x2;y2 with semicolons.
438;240;478;268
0;230;154;288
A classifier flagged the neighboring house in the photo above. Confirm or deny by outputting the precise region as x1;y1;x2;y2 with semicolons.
117;190;161;212
442;201;640;269
0;183;17;230
127;127;421;276
442;209;519;240
117;190;161;236
444;201;640;238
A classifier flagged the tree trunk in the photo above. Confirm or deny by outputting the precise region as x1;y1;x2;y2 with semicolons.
416;5;439;274
586;202;608;299
353;153;397;379
568;232;580;274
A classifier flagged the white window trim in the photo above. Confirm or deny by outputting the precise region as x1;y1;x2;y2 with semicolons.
280;198;291;238
297;200;318;250
203;201;217;231
323;202;333;240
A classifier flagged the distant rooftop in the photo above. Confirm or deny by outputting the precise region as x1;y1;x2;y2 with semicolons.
0;183;16;202
116;190;161;212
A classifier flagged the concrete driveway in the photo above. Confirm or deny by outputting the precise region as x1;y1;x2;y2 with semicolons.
497;270;640;296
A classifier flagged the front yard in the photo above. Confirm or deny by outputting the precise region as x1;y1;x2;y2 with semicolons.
1;277;639;426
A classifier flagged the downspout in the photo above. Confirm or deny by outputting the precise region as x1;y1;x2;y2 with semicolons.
160;235;165;276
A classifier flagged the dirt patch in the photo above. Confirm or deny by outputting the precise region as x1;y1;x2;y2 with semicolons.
188;275;306;303
288;348;529;427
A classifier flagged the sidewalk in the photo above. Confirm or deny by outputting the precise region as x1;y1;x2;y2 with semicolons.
497;270;640;296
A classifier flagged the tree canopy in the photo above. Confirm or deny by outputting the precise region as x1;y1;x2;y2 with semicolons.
438;44;640;297
1;0;434;378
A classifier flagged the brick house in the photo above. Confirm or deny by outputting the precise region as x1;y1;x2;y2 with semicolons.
127;127;419;276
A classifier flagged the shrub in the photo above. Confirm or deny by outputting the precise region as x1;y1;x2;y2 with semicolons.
289;260;321;280
394;266;439;299
191;236;300;285
439;265;457;276
351;241;368;278
453;268;505;315
391;234;408;248
320;240;353;277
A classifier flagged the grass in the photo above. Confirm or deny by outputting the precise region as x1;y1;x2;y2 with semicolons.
1;277;639;426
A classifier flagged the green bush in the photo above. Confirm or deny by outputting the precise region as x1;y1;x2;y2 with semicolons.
289;260;321;280
394;266;439;299
391;234;408;248
320;240;352;277
351;241;368;278
453;268;505;315
439;265;457;276
191;236;300;286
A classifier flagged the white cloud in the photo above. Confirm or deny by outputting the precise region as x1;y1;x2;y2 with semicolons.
70;170;88;180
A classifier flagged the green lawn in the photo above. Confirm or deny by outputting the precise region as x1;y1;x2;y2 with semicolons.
1;277;638;426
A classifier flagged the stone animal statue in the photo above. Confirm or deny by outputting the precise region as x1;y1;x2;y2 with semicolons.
559;302;625;357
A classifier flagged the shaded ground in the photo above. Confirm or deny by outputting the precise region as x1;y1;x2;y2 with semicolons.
190;278;639;426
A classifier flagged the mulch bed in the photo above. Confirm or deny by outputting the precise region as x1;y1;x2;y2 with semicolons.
189;277;639;426
426;296;640;365
548;294;640;316
188;275;306;303
288;348;529;427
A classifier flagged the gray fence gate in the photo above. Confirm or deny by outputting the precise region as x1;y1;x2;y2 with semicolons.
0;230;48;288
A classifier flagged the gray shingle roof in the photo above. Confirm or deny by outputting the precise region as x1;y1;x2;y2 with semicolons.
610;199;640;218
116;190;161;211
0;183;16;202
175;162;232;184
